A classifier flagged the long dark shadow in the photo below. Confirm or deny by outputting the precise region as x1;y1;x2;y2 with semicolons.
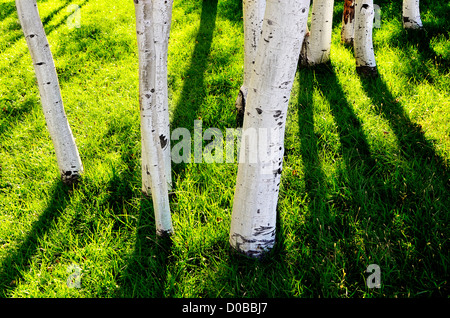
0;0;18;22
0;0;91;137
170;0;218;130
358;74;450;295
296;69;329;216
169;0;218;182
2;0;79;56
359;75;450;205
109;108;173;297
295;65;380;294
0;181;71;297
0;0;59;22
116;199;173;297
360;76;449;187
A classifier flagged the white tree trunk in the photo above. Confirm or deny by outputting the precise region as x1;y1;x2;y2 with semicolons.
15;0;83;185
134;0;173;236
300;0;334;66
403;0;422;29
354;0;378;77
235;0;266;119
229;0;310;258
341;0;355;45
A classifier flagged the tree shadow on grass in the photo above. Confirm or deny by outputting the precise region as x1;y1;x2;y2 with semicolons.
101;120;174;297
0;0;91;137
169;0;218;176
296;64;449;296
116;199;174;298
291;64;383;296
0;180;71;297
358;74;450;295
0;0;18;22
1;0;90;67
170;0;218;130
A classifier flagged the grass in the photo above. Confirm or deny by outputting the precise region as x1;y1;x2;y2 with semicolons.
0;0;449;298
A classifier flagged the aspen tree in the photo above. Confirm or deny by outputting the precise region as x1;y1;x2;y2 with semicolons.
236;0;266;120
300;0;334;66
354;0;378;77
403;0;422;29
134;0;173;236
15;0;83;185
341;0;355;45
230;0;310;258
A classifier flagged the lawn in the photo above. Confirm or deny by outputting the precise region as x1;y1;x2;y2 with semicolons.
0;0;449;298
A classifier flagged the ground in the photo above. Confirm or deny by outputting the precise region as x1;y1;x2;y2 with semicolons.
0;0;449;297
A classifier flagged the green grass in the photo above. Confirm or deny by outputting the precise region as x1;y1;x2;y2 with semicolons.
0;0;449;298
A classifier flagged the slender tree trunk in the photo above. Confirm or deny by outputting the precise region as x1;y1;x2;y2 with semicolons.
354;0;378;77
134;0;173;236
229;0;310;259
15;0;83;185
341;0;355;45
403;0;422;29
235;0;266;122
300;0;334;66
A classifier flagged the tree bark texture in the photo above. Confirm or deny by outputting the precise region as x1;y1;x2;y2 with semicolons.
354;0;378;77
300;0;334;66
341;0;355;45
229;0;310;259
134;0;174;236
15;0;83;185
403;0;422;29
236;0;266;121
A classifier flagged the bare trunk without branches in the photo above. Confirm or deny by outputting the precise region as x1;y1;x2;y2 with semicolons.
341;0;355;45
134;0;173;236
300;0;334;66
403;0;422;29
229;0;310;259
354;0;378;77
15;0;83;185
235;0;266;122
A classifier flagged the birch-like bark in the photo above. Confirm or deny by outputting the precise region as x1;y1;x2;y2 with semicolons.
134;0;173;236
354;0;378;77
15;0;83;185
341;0;355;45
402;0;422;29
235;0;266;120
300;0;334;66
229;0;310;258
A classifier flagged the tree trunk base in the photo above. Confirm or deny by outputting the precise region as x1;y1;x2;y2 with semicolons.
356;65;378;78
156;228;173;238
341;37;354;47
403;17;423;30
229;243;273;261
61;171;81;187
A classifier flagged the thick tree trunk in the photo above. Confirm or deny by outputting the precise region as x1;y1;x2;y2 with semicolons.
229;0;310;259
403;0;422;29
300;0;334;66
134;0;173;236
341;0;355;45
235;0;266;122
15;0;83;185
354;0;378;77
